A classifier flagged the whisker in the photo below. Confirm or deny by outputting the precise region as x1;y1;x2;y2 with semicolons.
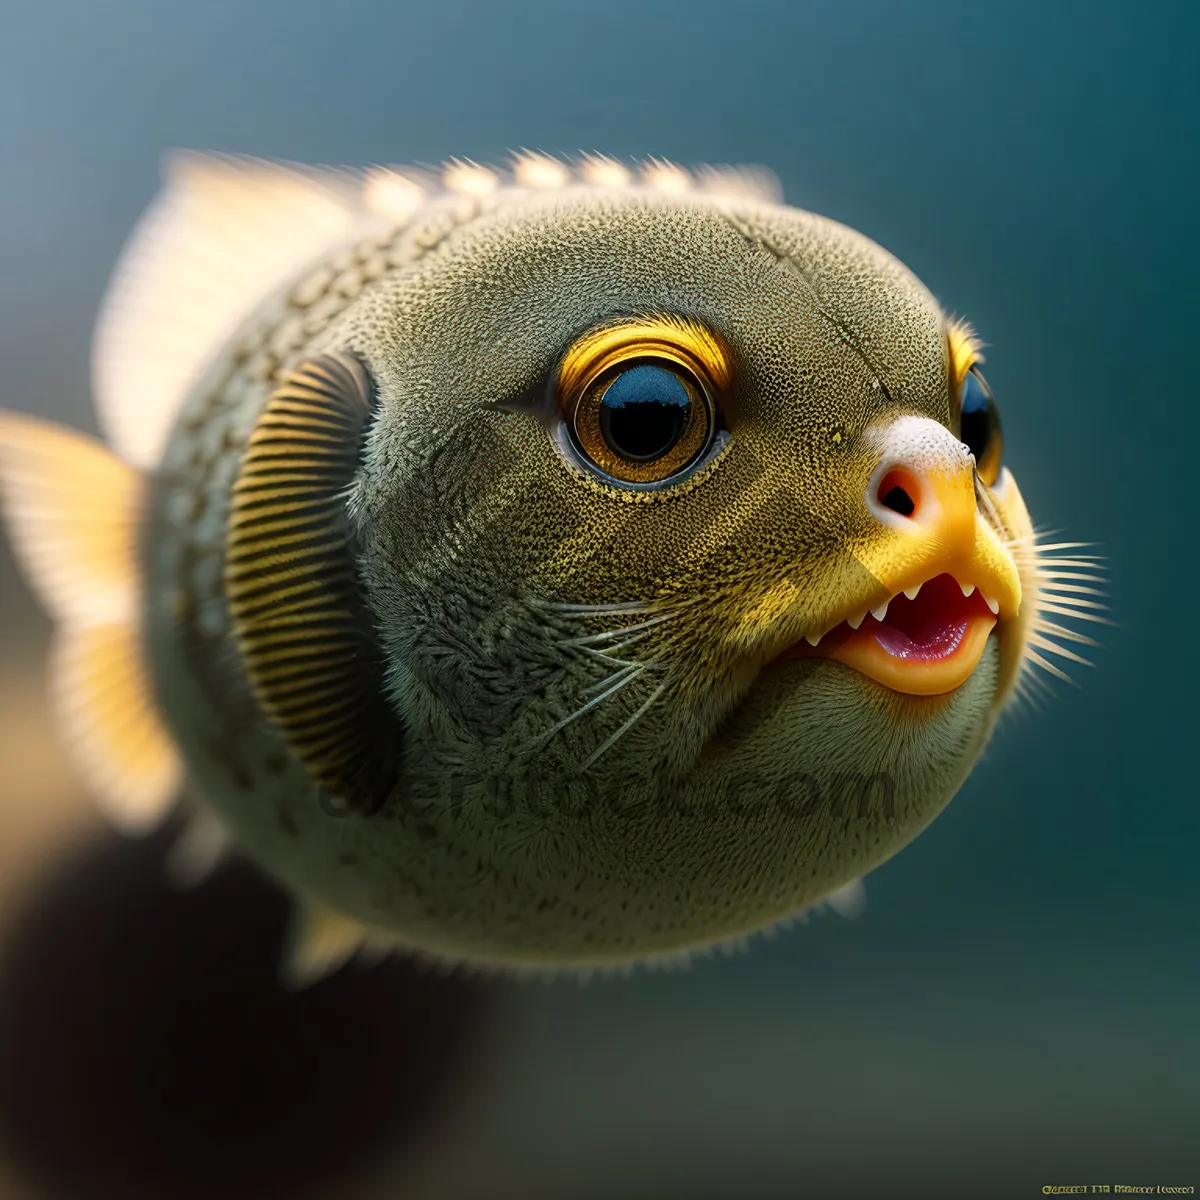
533;666;647;745
1029;633;1094;666
1016;666;1054;709
576;681;668;773
577;644;652;670
560;612;675;647
580;662;639;698
1033;618;1100;646
542;599;657;615
1035;603;1113;627
1023;648;1077;685
1035;593;1110;611
1037;579;1108;594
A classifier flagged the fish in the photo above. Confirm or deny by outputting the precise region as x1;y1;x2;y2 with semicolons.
0;151;1105;982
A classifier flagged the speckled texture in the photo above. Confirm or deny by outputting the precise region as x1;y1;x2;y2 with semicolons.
142;170;1033;969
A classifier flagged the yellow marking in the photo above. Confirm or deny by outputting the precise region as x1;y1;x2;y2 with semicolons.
947;317;982;389
558;314;733;403
737;578;804;634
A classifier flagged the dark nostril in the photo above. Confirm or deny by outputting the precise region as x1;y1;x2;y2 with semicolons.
876;467;920;518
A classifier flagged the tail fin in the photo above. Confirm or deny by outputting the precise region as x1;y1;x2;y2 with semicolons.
0;412;181;830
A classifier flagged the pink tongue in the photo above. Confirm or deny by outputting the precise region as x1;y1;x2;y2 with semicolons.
871;616;970;661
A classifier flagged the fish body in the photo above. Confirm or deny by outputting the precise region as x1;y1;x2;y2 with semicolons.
0;154;1101;978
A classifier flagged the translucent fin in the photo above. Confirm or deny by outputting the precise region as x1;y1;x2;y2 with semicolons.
93;152;375;469
0;411;182;830
826;878;867;919
283;903;372;989
50;623;182;832
166;804;231;887
0;412;139;625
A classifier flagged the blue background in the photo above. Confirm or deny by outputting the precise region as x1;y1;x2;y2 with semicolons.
0;1;1196;1195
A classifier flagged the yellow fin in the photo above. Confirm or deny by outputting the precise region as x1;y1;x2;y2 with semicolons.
0;412;139;624
284;904;373;989
0;411;182;831
50;624;182;831
93;152;378;469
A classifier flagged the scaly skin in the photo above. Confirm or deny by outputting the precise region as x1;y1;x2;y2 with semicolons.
143;179;1038;970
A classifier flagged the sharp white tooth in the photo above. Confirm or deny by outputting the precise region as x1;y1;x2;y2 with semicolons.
847;611;866;630
903;584;921;600
804;632;822;647
959;581;976;598
984;594;1000;615
871;600;890;622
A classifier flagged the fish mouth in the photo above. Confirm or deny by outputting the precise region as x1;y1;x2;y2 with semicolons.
771;572;1004;696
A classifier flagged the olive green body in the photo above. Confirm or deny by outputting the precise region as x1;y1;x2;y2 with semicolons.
144;184;1003;968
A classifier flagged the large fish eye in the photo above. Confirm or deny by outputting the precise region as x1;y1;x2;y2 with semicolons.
556;316;731;486
574;360;711;483
960;363;1003;486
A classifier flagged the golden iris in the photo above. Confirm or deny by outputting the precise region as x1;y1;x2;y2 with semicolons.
557;316;732;485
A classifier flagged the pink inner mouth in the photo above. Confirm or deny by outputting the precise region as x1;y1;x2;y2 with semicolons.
866;573;984;660
772;573;1000;696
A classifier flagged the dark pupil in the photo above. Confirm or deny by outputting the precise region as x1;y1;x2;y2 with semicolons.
598;364;690;461
960;368;996;462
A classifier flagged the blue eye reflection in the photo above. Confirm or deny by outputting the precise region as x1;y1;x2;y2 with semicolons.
598;363;692;462
961;368;989;415
601;364;690;411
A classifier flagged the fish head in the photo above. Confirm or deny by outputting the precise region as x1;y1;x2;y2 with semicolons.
347;187;1040;785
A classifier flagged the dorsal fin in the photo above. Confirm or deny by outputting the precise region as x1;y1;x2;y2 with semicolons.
92;153;376;469
91;150;782;472
0;412;182;829
225;352;402;815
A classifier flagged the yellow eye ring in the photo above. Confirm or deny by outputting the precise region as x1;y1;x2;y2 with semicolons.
556;316;733;486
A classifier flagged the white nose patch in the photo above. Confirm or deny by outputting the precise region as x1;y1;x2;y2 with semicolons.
865;415;973;531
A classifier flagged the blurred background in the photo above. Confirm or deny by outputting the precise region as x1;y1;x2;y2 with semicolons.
0;0;1196;1196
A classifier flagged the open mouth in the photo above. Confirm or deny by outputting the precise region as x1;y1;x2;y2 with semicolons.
772;573;1001;696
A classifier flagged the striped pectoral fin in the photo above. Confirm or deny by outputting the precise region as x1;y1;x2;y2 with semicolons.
0;411;183;830
226;352;403;815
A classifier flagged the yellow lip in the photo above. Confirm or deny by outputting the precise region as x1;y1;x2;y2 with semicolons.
825;589;997;695
775;457;1021;697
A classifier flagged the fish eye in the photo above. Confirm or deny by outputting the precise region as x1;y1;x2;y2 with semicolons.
556;316;732;486
959;363;1003;486
574;359;712;483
